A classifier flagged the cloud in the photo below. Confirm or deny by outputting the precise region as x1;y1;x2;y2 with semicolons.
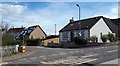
111;7;118;14
1;2;118;35
1;3;77;35
92;6;118;19
0;3;27;27
0;4;27;16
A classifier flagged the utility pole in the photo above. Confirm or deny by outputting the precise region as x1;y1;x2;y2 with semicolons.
76;4;81;37
55;24;56;35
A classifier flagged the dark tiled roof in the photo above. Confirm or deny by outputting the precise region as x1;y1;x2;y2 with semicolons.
111;18;120;25
59;16;119;34
103;17;118;33
20;25;47;36
59;16;102;32
8;28;25;33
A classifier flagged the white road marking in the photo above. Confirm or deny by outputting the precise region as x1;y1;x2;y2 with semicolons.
81;54;98;58
107;50;118;53
59;53;67;55
70;51;74;53
104;47;108;48
30;57;37;60
50;54;58;56
19;58;27;61
77;59;98;64
37;47;44;48
0;62;8;65
41;58;97;64
39;56;46;59
101;47;104;49
75;51;79;53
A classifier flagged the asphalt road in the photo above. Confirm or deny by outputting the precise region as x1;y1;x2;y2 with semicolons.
2;44;119;66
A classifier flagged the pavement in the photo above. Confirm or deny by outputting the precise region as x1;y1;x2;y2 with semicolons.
2;46;35;62
101;58;119;64
1;44;119;66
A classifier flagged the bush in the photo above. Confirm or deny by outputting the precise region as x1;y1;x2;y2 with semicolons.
2;33;21;46
107;33;115;42
26;39;42;46
74;37;87;45
101;35;108;43
90;36;98;43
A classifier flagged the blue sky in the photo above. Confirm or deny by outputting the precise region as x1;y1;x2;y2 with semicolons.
0;2;118;35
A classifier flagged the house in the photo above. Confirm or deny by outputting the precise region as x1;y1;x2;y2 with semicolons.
8;27;25;39
42;35;59;46
20;25;46;39
59;16;119;43
111;18;120;39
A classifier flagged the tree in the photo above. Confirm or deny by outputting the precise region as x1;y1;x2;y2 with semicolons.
90;36;98;43
101;34;108;43
0;21;9;32
2;33;21;46
107;33;115;42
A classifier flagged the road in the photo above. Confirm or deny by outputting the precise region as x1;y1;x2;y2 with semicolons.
1;44;119;66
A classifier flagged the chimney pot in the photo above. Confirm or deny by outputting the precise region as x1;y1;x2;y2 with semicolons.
70;17;74;23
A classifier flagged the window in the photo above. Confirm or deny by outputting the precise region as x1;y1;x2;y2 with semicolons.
62;32;68;40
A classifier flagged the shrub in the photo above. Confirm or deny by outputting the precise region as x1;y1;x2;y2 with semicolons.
2;33;21;46
26;39;42;46
74;37;87;45
107;33;115;42
90;36;98;43
101;35;108;43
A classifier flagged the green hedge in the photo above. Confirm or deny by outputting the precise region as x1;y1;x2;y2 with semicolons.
2;33;21;46
26;39;42;46
74;37;87;45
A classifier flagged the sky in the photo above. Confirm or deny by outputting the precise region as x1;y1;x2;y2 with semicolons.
0;2;119;35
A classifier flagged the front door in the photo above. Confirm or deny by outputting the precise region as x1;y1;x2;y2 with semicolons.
70;32;74;42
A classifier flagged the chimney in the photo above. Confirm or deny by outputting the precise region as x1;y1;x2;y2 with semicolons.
70;17;74;23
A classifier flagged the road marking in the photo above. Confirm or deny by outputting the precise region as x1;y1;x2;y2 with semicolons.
37;47;44;48
77;59;98;64
19;58;27;61
101;47;104;49
50;54;58;56
70;51;74;53
107;50;117;53
30;57;37;60
81;54;98;58
39;56;46;59
104;47;108;48
39;56;47;59
75;51;79;53
59;53;66;55
41;58;97;64
0;62;8;66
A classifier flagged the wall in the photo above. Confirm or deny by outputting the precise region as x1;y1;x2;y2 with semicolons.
29;26;46;39
2;45;18;57
90;18;112;42
59;31;70;42
83;30;90;39
43;37;59;46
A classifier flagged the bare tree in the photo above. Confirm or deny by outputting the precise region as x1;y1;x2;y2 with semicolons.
0;21;9;31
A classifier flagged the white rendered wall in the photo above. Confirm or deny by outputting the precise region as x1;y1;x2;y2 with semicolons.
90;18;112;42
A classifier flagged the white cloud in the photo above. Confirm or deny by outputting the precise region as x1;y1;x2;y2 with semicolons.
111;7;118;14
92;6;118;19
0;4;27;16
93;14;117;19
1;3;76;35
1;3;118;35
